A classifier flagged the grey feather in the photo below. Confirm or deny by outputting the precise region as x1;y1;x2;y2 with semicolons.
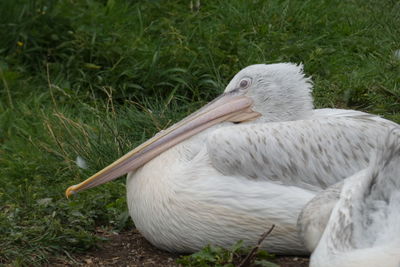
304;127;400;267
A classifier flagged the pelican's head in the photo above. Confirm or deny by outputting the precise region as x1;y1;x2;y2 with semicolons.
65;63;312;196
224;63;313;122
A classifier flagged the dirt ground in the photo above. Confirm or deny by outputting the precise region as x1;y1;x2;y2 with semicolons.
51;229;309;267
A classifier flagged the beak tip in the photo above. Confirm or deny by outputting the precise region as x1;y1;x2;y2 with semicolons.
65;186;77;199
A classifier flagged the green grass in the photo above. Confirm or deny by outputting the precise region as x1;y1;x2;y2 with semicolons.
176;240;277;267
1;0;400;265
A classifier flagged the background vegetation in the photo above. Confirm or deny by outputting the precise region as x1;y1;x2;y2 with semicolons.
1;0;399;265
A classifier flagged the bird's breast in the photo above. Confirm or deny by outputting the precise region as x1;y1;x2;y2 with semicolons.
125;141;312;254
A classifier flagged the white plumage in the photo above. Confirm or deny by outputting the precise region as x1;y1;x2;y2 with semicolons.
300;128;400;266
123;63;398;254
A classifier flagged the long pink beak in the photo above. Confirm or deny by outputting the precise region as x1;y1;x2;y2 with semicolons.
65;92;260;197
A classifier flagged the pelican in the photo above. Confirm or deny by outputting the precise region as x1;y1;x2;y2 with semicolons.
298;128;400;266
66;63;398;255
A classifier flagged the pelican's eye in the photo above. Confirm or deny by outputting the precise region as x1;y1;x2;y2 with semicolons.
239;78;251;89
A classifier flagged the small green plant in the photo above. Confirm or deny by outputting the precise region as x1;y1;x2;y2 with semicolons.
177;226;278;267
176;241;277;267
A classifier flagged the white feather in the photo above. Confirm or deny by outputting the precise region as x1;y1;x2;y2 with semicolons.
76;156;88;170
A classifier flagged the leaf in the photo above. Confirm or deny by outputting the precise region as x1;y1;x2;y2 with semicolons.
257;250;274;260
84;63;102;70
230;240;244;253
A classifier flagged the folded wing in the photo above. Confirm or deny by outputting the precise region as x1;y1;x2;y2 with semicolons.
206;111;394;190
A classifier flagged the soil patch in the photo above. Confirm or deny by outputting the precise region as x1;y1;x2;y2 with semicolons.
51;229;309;266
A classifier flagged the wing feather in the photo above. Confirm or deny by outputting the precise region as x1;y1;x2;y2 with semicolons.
206;110;396;190
306;128;400;266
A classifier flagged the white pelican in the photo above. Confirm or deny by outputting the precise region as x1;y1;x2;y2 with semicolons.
299;128;400;266
66;63;398;255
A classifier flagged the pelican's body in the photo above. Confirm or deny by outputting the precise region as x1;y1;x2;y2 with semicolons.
299;129;400;266
127;109;395;254
67;63;399;255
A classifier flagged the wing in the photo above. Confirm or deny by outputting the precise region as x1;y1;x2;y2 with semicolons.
352;127;400;247
206;110;397;190
307;127;400;260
